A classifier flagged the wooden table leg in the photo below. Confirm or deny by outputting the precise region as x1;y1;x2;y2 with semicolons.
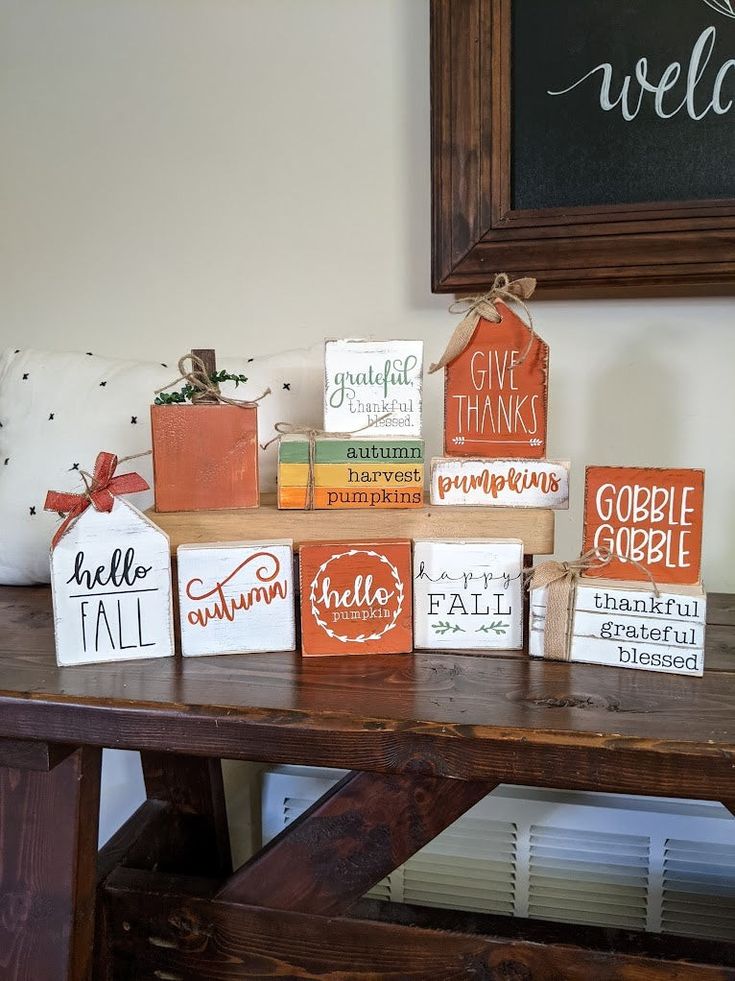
218;770;495;915
0;746;101;981
141;751;232;876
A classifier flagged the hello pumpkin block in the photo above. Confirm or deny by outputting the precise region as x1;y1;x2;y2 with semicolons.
443;303;548;458
299;540;413;655
177;541;296;656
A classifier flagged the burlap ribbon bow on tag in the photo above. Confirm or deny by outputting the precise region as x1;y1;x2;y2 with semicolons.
428;273;538;374
529;548;660;662
263;413;392;511
44;451;151;548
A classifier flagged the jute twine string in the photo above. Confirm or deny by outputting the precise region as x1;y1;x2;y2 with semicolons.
262;413;391;511
78;450;152;502
428;273;538;374
155;353;271;406
528;547;661;662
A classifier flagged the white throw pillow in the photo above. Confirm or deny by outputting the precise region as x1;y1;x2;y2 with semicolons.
0;345;323;584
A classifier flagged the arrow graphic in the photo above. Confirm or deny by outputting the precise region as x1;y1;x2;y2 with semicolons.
452;436;543;447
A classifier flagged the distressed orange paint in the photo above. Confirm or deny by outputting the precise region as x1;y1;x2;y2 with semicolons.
443;302;548;459
151;404;259;512
582;466;705;586
299;540;413;656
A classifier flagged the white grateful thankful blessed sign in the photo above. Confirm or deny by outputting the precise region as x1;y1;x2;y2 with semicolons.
430;458;570;508
413;539;524;651
177;541;296;657
324;339;423;437
530;579;706;677
50;498;174;667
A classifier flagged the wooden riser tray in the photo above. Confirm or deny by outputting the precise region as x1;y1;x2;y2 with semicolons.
148;495;555;555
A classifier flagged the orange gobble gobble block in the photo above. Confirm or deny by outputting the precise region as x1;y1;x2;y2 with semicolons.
582;466;705;587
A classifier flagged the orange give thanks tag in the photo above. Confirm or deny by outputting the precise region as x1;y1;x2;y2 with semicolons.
443;303;548;458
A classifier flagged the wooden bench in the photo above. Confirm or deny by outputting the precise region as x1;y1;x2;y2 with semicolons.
1;584;734;979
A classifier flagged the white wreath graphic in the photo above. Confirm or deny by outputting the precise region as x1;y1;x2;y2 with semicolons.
702;0;735;18
309;549;404;644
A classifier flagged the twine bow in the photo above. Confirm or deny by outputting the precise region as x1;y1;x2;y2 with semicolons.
528;547;660;662
263;414;391;511
428;273;538;374
44;451;151;548
155;353;271;407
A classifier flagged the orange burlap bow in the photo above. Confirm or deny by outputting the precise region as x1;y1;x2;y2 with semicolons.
44;451;150;548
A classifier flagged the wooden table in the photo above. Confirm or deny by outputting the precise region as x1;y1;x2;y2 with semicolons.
1;584;734;980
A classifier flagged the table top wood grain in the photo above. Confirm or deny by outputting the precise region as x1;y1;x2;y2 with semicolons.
1;586;734;796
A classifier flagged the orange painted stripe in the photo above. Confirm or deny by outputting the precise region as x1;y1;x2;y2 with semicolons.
278;486;425;510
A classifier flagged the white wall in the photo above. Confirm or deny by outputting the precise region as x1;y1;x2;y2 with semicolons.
1;0;734;594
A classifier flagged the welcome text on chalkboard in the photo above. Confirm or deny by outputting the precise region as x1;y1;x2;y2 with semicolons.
548;26;734;122
431;0;735;296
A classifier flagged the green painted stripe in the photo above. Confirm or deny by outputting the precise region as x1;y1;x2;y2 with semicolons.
278;437;424;464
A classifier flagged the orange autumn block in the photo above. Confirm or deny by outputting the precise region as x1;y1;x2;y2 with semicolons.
444;302;548;459
582;466;705;586
151;403;259;512
299;539;413;656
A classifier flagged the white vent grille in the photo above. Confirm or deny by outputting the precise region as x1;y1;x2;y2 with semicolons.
283;796;313;825
662;839;735;940
365;877;393;902
528;826;649;930
261;767;735;940
403;818;516;914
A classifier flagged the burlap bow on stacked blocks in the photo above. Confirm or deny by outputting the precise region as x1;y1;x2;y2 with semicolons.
528;548;661;661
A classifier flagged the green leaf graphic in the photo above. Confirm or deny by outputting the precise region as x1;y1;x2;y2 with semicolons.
476;621;508;635
431;620;465;636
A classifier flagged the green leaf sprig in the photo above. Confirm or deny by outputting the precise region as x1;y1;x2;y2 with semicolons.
154;370;248;405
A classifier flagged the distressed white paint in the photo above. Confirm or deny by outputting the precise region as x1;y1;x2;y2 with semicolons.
324;339;423;437
413;539;523;651
177;540;296;656
430;458;570;508
50;497;174;667
530;579;706;676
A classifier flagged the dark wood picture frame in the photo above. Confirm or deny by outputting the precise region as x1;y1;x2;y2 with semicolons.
430;0;735;297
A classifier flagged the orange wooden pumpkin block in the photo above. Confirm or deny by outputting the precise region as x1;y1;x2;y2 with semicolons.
582;466;705;587
444;302;548;459
299;539;413;656
151;403;259;512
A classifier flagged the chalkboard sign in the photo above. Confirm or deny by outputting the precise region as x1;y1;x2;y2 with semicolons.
512;0;735;211
431;0;735;296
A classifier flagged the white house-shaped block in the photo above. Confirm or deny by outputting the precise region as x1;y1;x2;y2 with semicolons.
50;497;174;666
